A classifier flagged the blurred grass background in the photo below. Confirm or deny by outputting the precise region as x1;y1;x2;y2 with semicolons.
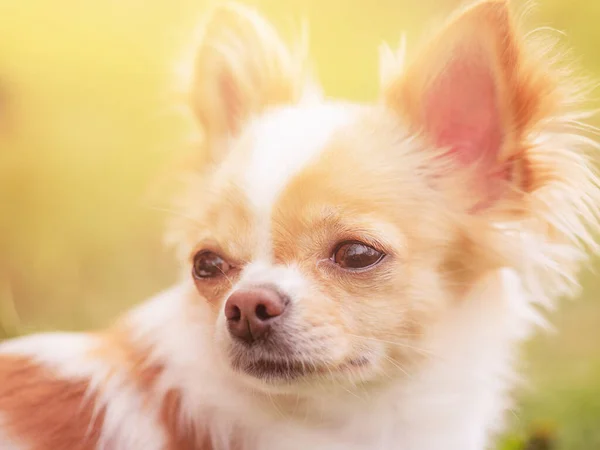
0;0;598;448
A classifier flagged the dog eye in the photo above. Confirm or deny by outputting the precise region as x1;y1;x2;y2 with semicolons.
192;251;231;279
332;241;385;270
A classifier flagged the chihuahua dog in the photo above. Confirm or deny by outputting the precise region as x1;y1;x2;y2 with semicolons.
0;1;598;449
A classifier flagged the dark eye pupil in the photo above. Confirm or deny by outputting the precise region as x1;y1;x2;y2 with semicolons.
334;242;384;270
193;252;230;279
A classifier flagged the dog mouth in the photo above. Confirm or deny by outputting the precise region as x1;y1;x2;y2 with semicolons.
231;355;369;381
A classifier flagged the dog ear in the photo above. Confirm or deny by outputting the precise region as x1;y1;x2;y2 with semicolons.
383;0;554;210
191;3;308;162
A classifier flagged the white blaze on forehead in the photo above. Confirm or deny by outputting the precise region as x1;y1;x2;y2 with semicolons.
244;103;353;209
242;102;355;257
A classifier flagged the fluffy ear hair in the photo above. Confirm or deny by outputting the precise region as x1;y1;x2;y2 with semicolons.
191;2;309;162
383;0;557;211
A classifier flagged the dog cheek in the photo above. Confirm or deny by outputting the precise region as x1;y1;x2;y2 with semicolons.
290;296;352;360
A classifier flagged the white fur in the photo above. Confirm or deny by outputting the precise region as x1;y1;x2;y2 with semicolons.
388;269;532;449
0;332;99;372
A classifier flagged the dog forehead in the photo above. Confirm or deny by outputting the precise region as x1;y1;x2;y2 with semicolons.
241;102;356;214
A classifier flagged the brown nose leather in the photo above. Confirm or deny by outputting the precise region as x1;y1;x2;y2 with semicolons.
224;287;287;343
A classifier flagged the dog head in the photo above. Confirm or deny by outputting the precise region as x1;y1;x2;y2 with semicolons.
169;1;599;393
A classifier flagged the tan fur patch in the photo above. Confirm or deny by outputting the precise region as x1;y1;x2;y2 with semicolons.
93;327;164;395
0;355;105;450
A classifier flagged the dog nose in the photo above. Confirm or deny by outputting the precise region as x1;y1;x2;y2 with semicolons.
224;287;287;343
